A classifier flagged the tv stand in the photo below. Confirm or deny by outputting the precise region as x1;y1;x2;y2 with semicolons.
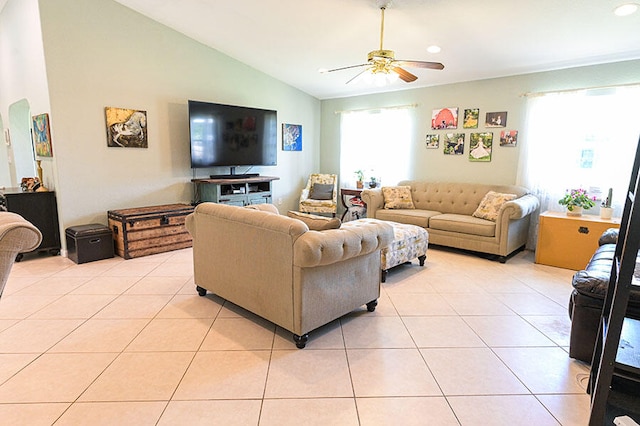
192;175;279;206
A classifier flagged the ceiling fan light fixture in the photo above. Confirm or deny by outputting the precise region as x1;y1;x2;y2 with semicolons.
614;3;638;16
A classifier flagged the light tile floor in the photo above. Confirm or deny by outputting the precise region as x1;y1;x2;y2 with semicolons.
0;247;591;425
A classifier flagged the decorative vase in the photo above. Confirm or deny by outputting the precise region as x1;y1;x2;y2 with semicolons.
566;206;582;216
356;181;363;189
600;207;613;220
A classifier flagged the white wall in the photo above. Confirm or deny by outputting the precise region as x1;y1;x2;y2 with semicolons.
32;0;320;234
0;0;50;188
320;60;640;186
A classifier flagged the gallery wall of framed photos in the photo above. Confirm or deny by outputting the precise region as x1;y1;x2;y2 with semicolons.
425;106;518;163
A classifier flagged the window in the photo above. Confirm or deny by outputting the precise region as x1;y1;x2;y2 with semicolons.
339;107;413;187
519;85;640;216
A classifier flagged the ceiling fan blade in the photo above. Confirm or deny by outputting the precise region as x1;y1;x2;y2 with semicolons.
396;60;445;70
392;66;418;83
321;63;370;73
345;68;370;85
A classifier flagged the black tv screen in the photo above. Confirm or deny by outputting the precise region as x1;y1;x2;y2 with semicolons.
189;100;277;169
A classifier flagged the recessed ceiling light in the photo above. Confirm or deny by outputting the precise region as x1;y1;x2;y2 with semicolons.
427;45;441;54
614;3;638;16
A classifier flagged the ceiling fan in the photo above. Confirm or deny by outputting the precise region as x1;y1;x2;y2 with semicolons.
321;6;444;84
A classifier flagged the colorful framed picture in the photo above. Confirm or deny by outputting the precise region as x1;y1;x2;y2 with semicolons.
500;130;518;147
443;133;465;155
485;111;507;128
431;107;458;130
105;107;147;148
282;123;302;151
469;132;493;162
32;113;53;157
425;134;440;149
463;108;479;129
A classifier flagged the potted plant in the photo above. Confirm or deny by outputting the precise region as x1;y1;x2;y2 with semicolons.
601;188;613;219
354;170;364;189
368;176;378;188
558;188;596;216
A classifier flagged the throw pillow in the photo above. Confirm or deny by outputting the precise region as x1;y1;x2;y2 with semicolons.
382;186;415;209
309;183;334;200
287;211;341;231
472;191;517;221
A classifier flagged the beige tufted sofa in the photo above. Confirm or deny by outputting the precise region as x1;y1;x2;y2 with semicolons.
185;202;393;348
1;212;42;298
362;181;539;262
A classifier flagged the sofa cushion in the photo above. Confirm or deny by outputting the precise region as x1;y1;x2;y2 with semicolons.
287;210;341;231
374;208;438;228
429;213;496;237
382;186;415;209
472;191;517;221
309;183;334;200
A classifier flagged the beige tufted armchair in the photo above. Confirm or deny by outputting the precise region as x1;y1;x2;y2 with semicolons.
0;212;42;298
299;173;338;216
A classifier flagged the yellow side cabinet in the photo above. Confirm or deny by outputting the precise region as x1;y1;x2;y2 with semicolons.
535;211;620;270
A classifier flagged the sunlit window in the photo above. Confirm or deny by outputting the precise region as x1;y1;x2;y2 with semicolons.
339;107;413;187
519;85;640;217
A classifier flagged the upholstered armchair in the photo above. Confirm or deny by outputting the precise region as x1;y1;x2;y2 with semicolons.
299;173;338;216
0;212;42;298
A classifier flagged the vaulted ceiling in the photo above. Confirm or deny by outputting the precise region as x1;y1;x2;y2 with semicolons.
8;0;640;99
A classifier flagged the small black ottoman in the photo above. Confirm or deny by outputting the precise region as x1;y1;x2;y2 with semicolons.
66;224;114;264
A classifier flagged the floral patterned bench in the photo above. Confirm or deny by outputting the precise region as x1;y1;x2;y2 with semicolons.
356;219;428;282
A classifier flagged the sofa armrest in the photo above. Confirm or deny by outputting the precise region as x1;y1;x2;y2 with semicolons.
598;228;619;246
293;220;393;267
499;194;539;220
361;188;384;218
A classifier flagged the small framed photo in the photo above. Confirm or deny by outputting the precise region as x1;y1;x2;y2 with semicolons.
485;111;507;128
444;133;465;155
32;113;53;157
282;123;302;151
425;134;440;149
431;107;458;130
500;130;518;147
463;108;479;129
469;132;493;162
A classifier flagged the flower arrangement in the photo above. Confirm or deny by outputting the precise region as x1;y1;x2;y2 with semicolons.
558;188;596;211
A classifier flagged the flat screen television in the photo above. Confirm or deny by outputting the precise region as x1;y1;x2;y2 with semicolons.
188;100;277;173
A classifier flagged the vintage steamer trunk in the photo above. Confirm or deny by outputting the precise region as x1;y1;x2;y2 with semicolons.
108;203;194;259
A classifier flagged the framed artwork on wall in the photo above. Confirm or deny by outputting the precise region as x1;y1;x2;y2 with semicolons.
105;107;147;148
443;133;465;155
282;123;302;151
32;113;53;157
463;108;479;129
485;111;507;127
469;132;493;162
425;134;440;148
431;107;458;130
500;130;518;146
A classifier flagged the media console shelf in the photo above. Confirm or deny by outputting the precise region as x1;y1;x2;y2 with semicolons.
191;176;279;206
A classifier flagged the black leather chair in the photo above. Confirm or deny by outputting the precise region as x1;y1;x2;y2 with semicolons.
568;228;640;363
